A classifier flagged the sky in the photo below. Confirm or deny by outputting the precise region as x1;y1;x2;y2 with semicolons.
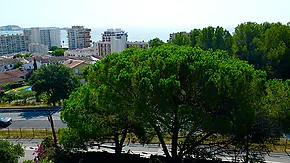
1;0;289;30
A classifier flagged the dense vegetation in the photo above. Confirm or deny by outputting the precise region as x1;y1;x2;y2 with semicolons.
61;39;290;163
0;140;24;163
166;22;290;80
7;21;290;163
29;64;80;106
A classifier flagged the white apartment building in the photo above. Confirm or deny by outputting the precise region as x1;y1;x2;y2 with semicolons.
24;27;61;48
28;43;48;54
64;47;96;58
67;26;92;50
40;28;61;48
95;29;149;57
0;34;28;55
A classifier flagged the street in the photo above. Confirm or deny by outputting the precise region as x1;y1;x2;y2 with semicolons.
0;110;66;129
3;139;289;163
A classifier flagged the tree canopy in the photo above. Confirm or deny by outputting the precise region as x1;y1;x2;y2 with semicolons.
149;37;165;48
60;45;279;162
29;64;80;106
0;140;24;163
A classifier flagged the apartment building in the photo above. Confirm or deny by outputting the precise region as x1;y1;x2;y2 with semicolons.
95;29;148;57
67;26;92;50
64;47;96;58
0;34;28;55
40;28;61;48
24;27;61;48
127;41;149;49
28;43;48;54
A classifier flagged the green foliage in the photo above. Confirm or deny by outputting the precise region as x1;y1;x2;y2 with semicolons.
23;160;34;163
13;53;31;59
67;45;266;161
29;64;80;106
34;137;59;163
51;49;65;56
171;32;191;46
49;46;59;51
14;61;23;68
0;139;24;163
233;22;290;79
149;38;164;48
15;90;36;103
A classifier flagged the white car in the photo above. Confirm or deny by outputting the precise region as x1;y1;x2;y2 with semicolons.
0;115;12;127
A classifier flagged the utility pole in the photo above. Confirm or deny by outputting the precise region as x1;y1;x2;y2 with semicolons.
48;110;58;147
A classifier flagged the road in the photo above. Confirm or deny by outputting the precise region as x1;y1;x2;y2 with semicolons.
0;111;67;129
4;139;289;163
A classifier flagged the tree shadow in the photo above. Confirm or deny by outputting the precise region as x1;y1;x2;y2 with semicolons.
18;111;49;119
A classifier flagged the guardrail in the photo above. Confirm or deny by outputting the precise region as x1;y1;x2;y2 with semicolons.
0;106;62;113
0;128;57;139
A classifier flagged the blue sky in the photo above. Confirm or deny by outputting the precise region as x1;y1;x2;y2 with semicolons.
1;0;289;29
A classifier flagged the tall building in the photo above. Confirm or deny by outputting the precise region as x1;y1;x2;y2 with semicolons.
24;27;61;48
40;28;61;48
31;28;41;43
95;29;148;57
67;26;92;50
0;34;28;55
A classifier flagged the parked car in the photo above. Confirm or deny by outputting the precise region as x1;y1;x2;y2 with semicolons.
0;115;12;126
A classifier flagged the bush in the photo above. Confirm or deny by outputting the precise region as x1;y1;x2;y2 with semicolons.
33;137;60;163
0;139;24;163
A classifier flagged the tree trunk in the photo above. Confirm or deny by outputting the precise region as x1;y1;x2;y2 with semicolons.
114;134;122;159
245;134;249;163
48;112;57;147
152;123;171;158
171;108;180;163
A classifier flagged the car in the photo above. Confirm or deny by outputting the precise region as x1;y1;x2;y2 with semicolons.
0;115;12;127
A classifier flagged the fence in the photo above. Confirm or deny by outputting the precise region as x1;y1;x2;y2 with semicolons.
0;128;58;139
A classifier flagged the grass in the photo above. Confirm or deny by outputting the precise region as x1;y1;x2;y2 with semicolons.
0;129;60;139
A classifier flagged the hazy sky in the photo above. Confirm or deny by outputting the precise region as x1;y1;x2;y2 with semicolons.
1;0;289;29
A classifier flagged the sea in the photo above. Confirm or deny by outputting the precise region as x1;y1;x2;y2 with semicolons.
0;27;235;47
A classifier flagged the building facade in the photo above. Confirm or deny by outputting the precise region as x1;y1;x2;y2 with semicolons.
67;26;92;50
64;47;96;58
0;34;28;55
24;27;61;49
95;29;148;57
40;28;61;48
28;43;49;54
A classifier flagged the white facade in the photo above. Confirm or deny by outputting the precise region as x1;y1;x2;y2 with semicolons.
95;29;148;57
24;27;61;49
64;47;96;57
28;43;48;54
21;59;42;71
31;28;41;43
40;28;61;48
67;26;92;50
0;34;28;55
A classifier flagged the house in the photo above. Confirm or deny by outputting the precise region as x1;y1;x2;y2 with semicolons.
62;59;89;75
0;69;29;90
0;58;18;72
22;56;69;70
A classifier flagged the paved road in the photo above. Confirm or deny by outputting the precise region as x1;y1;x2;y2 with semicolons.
0;111;67;129
4;139;289;163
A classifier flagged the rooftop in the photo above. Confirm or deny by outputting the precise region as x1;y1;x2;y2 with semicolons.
0;69;28;87
62;59;86;69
